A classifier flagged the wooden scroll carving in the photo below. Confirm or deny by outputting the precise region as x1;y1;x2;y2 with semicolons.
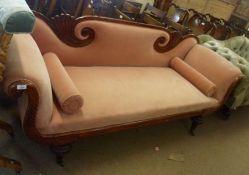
153;30;192;53
35;11;198;53
34;12;95;47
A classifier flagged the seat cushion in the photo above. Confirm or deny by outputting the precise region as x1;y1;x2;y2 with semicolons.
40;67;218;135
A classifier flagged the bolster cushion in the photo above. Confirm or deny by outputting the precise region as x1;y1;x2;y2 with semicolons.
0;0;35;33
44;52;84;114
170;57;216;97
3;34;53;129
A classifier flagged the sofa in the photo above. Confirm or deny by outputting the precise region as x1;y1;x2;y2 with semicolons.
199;35;249;110
3;8;242;165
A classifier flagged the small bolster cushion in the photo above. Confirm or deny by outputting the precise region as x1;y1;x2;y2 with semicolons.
44;52;83;114
170;57;216;97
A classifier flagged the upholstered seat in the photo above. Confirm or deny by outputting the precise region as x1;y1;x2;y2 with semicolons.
41;66;218;134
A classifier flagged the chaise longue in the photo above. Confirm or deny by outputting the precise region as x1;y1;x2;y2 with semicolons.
2;0;243;166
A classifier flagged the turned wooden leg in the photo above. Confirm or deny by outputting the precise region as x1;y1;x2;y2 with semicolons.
50;144;72;167
189;116;203;136
0;120;14;138
220;105;231;120
0;155;22;174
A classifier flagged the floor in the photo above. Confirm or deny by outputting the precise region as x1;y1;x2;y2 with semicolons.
0;104;249;175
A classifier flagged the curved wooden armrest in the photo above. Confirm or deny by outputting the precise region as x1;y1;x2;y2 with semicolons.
8;80;41;142
8;80;82;146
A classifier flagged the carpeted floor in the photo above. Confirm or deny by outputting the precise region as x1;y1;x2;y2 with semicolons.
0;105;249;175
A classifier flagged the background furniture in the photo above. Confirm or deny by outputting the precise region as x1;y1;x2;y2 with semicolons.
173;0;249;32
120;1;142;19
229;0;249;28
173;0;236;21
61;0;93;17
165;3;189;25
154;0;173;10
186;12;215;36
25;0;249;40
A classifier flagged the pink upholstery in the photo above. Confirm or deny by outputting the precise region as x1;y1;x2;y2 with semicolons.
32;18;198;67
184;45;242;103
4;17;242;135
3;34;53;128
44;53;83;114
170;57;216;97
40;67;218;134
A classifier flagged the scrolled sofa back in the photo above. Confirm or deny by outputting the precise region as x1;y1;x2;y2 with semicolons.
32;16;198;67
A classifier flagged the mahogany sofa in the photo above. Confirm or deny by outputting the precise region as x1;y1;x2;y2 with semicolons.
4;12;242;165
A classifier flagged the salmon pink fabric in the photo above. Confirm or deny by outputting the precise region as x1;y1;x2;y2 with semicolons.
44;52;83;114
170;57;216;97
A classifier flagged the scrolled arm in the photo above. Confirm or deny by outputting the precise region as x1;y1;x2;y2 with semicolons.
3;34;53;130
184;44;243;105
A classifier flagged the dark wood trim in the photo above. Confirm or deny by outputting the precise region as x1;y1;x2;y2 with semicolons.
219;75;243;107
34;11;199;53
34;12;95;48
0;155;22;174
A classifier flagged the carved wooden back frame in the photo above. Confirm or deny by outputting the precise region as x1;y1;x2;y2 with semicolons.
34;12;199;53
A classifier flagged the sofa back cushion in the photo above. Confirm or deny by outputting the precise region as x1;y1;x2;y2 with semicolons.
32;17;198;67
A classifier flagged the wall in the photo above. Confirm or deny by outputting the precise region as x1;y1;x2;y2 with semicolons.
173;0;236;20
